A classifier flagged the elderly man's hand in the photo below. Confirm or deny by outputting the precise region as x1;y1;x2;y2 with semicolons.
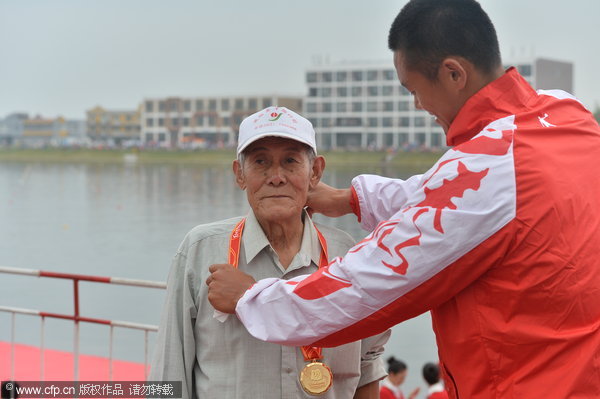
306;182;353;217
206;264;256;314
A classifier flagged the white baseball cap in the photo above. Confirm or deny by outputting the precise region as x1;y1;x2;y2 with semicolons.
237;107;317;156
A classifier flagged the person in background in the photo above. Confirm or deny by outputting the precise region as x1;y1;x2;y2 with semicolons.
151;106;389;399
422;363;448;399
379;357;419;399
207;0;600;397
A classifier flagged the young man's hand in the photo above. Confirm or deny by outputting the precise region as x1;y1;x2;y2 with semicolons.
306;182;353;218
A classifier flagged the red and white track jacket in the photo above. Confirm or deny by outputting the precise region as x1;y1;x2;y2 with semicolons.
235;68;600;398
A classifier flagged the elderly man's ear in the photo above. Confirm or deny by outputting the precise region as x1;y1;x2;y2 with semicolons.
233;160;246;190
310;156;326;189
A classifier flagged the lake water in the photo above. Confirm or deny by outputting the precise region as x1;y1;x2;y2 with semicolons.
0;159;438;395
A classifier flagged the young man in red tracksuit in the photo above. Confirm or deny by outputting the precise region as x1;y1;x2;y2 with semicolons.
207;0;600;397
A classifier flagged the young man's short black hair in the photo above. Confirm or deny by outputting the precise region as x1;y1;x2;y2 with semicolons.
388;0;501;80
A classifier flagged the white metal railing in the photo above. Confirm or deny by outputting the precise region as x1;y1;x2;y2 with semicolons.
0;266;166;381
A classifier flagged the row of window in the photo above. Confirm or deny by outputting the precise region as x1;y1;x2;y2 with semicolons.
22;125;65;131
309;116;434;128
305;101;415;113
119;112;436;128
307;64;533;84
143;131;443;147
88;114;136;122
306;70;397;83
308;85;411;97
145;115;249;128
87;120;139;126
144;132;231;142
145;98;273;113
87;125;140;131
318;132;444;148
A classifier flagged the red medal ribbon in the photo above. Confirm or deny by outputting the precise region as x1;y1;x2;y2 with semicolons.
228;217;329;362
228;218;246;266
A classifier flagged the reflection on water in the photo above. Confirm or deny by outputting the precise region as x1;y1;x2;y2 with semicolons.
0;161;437;391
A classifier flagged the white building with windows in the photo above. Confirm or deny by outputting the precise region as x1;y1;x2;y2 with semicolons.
141;95;302;148
303;62;443;151
304;57;573;151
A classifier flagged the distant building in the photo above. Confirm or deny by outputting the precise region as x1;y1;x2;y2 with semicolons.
86;106;142;145
141;95;302;148
304;58;574;150
303;62;444;151
0;113;28;145
20;115;86;146
506;58;573;93
22;116;65;139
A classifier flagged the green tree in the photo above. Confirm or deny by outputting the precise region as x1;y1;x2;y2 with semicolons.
594;104;600;124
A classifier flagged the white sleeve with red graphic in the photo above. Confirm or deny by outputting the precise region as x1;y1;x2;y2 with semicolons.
236;116;518;347
352;173;424;231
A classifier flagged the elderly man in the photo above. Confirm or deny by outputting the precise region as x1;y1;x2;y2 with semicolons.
149;106;389;399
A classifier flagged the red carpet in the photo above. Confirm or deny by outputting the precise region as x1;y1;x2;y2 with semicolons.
0;341;147;382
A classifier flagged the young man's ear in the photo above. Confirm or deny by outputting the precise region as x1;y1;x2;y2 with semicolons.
232;160;246;190
309;156;326;189
439;57;468;90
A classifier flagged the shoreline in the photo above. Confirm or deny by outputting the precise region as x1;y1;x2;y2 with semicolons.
0;148;444;170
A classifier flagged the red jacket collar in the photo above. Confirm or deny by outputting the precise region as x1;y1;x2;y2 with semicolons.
446;67;537;146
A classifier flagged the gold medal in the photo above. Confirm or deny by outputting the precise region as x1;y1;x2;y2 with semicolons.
299;361;333;395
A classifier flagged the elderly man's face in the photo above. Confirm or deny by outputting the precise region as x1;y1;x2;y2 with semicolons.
233;137;323;224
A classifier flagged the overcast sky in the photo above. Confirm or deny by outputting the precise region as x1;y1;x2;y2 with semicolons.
1;0;599;119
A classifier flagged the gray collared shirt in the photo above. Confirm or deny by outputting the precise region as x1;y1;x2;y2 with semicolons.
149;210;389;399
